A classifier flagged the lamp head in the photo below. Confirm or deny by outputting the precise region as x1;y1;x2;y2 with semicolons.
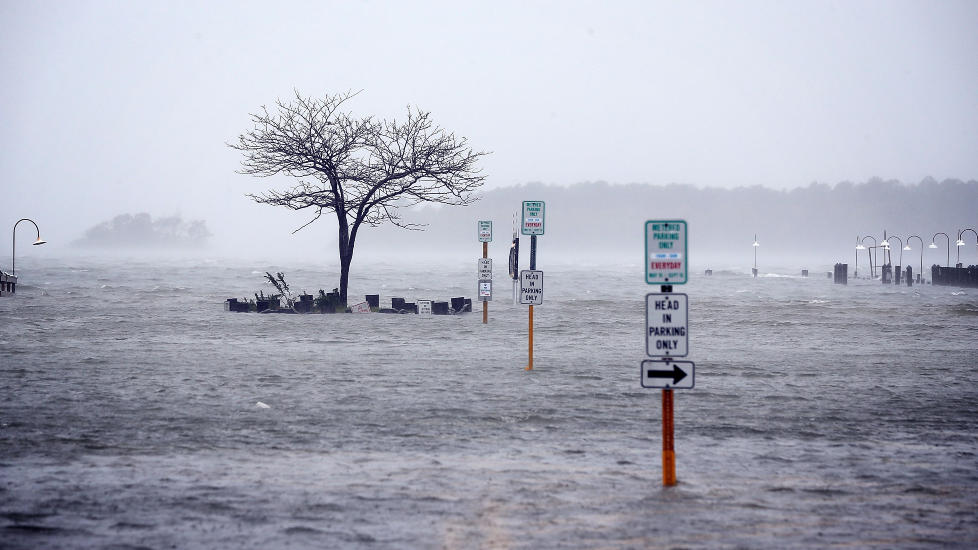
903;245;911;251
856;244;866;250
928;242;937;249
33;238;46;246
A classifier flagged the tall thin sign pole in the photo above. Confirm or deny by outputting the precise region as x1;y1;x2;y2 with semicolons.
520;201;544;371
645;220;689;487
477;220;493;319
662;386;676;485
511;229;519;305
483;241;488;324
661;282;676;486
526;234;537;371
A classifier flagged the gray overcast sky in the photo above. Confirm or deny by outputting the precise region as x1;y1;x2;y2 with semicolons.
2;0;977;254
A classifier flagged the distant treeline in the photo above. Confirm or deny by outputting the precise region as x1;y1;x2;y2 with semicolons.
75;213;211;248
357;178;978;265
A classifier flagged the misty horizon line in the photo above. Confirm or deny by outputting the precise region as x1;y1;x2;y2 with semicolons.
474;175;977;194
6;177;975;272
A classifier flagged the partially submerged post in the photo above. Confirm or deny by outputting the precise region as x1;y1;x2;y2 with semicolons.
478;220;493;324
644;220;693;487
833;263;848;285
520;201;545;371
509;224;519;305
752;235;759;278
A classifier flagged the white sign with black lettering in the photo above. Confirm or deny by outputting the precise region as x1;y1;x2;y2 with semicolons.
479;280;492;301
478;258;492;280
417;300;432;316
519;270;543;305
646;293;688;357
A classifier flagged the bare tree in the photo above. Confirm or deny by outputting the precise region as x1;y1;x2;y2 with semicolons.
230;91;487;306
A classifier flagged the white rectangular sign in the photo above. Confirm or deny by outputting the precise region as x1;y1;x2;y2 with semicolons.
641;359;695;389
417;300;432;316
478;220;493;242
519;270;544;305
479;280;492;301
478;258;492;280
646;220;687;284
521;201;545;235
350;301;371;313
646;293;688;357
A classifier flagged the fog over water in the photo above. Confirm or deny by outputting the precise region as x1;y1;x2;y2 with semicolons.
2;1;978;547
2;1;978;260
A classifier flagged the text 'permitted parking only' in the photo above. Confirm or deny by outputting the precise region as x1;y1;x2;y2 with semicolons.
521;201;545;235
478;220;492;242
646;220;687;284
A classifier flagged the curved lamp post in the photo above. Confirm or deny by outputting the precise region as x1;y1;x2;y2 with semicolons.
883;234;903;267
860;235;878;278
854;236;864;278
12;218;47;276
959;228;977;265
906;235;924;281
930;232;950;268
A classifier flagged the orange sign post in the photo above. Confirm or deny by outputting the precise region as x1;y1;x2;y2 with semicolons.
644;220;691;487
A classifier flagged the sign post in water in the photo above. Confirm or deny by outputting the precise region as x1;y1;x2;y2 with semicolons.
478;221;493;324
643;219;693;487
521;201;545;370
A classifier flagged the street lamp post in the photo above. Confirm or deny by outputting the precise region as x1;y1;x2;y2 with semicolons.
885;235;903;267
958;228;977;266
12;218;47;276
906;235;924;282
860;235;878;278
854;236;863;278
930;232;950;268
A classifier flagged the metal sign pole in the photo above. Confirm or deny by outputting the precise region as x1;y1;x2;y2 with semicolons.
482;242;488;323
662;386;676;486
526;234;537;371
520;202;544;371
527;303;534;371
660;283;676;486
645;220;688;488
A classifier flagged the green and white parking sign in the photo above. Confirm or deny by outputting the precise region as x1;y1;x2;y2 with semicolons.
645;220;687;284
521;201;545;235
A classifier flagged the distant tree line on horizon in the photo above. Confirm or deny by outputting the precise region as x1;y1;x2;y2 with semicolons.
355;177;978;264
74;213;211;248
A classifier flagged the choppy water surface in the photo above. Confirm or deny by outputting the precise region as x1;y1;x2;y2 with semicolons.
2;257;976;548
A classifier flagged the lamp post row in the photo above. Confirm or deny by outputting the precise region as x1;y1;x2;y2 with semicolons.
849;229;976;280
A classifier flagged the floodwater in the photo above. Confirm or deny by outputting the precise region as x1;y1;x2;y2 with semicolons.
2;256;976;548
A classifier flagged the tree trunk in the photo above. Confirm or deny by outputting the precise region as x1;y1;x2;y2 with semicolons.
336;213;351;308
339;253;351;308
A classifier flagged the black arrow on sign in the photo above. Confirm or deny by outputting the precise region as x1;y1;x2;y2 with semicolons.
646;364;688;384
